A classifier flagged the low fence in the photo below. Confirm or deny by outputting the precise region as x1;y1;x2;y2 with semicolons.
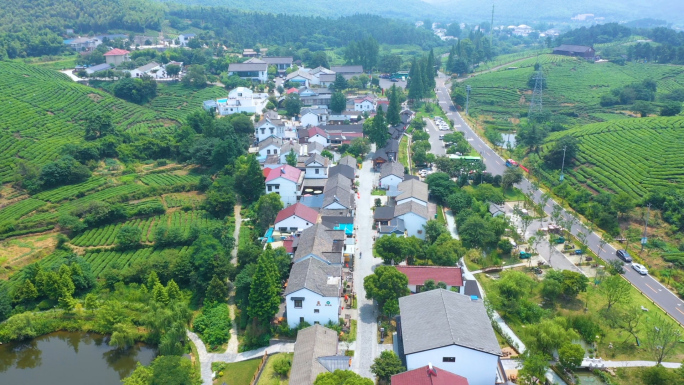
250;351;269;385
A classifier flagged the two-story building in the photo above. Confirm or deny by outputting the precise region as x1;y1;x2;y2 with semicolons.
257;136;284;160
264;165;304;207
228;62;268;83
262;56;293;73
274;203;319;233
301;107;329;127
379;162;405;190
397;290;505;385
255;111;286;143
292;224;346;265
304;154;330;179
284;258;341;328
104;48;130;66
298;126;330;147
354;96;377;112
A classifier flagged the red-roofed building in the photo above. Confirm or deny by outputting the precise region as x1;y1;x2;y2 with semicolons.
298;126;331;147
264;165;304;206
103;49;130;65
286;87;299;94
354;95;377;111
391;365;469;385
395;266;464;293
274;203;319;232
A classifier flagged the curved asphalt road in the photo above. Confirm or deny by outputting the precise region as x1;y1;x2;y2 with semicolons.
434;72;684;326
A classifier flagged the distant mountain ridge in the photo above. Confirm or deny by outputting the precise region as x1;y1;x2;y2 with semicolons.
154;0;684;26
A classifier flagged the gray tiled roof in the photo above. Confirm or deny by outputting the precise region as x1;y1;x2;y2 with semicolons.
393;201;428;219
306;142;325;154
373;206;396;221
229;62;268;72
328;165;355;181
379;162;405;180
258;136;283;151
322;186;353;210
305;153;329;166
331;65;363;73
337;156;358;169
379;218;405;234
396;179;428;203
284;258;341;297
281;140;301;155
399;289;502;356
290;325;339;385
293;224;346;264
325;173;352;192
262;56;293;65
464;280;482;298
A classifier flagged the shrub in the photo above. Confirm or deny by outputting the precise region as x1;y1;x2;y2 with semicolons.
272;355;292;377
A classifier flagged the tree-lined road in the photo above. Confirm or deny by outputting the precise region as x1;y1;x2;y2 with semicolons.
434;72;684;326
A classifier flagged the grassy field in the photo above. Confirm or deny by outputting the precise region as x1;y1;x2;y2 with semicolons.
541;116;684;199
479;270;684;362
214;358;262;385
256;353;293;385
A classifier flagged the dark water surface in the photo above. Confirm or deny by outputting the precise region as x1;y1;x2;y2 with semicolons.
0;331;156;385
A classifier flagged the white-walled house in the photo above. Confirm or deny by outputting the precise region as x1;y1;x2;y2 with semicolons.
394;266;465;293
304;154;330;179
354;96;376;112
209;87;269;116
256;111;286;143
398;290;504;385
104;48;130;65
304;126;331;147
257;136;283;160
393;202;428;239
227;62;268;82
293;224;346;265
274;203;319;233
379;162;404;190
301;107;329;127
395;179;428;207
284;258;341;328
264;165;304;207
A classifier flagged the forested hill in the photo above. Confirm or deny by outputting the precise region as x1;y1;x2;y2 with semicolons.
159;0;684;25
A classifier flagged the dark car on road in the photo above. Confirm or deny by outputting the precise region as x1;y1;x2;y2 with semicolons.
616;249;632;263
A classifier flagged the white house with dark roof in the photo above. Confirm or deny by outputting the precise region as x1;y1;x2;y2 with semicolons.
257;136;283;160
301;107;329;127
304;153;330;179
228;62;268;82
256;111;286;142
274;203;319;233
286;70;315;87
395;179;428;207
330;65;364;79
280;140;303;164
284;258;341;328
398;289;504;385
379;162;405;190
264;165;304;207
178;33;196;46
293;224;346;265
262;56;293;72
393;201;429;239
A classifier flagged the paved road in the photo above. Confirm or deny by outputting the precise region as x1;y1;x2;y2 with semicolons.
434;72;684;326
352;152;380;379
379;78;407;90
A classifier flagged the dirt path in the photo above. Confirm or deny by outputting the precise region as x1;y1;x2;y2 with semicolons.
452;56;536;83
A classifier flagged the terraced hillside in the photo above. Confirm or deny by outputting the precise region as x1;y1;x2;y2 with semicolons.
541;116;684;198
0;62;225;181
461;57;684;130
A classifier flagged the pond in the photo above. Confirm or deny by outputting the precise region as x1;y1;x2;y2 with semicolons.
0;331;156;384
575;370;607;384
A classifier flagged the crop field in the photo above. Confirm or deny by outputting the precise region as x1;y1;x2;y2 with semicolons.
146;83;228;122
164;193;203;208
0;62;187;182
83;246;192;276
33;177;108;202
0;199;46;224
462;61;684;126
70;210;220;247
542;116;684;198
140;173;200;187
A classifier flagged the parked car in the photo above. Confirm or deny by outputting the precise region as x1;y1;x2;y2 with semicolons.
616;249;633;263
632;263;648;275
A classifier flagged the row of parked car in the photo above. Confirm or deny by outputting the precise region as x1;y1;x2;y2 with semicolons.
434;116;450;131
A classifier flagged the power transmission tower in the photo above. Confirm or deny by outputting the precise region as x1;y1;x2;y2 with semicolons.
528;63;544;117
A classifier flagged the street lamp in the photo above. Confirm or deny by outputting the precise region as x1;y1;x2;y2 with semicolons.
559;146;567;181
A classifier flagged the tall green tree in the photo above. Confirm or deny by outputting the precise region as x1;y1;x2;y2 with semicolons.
426;49;436;89
286;149;298;167
330;91;347;114
84;111;114;140
363;265;409;311
205;275;229;303
363;108;390;148
284;93;302;117
386;85;401;126
117;225;142;250
333;73;347;91
234;154;265;203
370;351;405;382
645;315;682;364
248;247;280;325
408;59;424;100
254;193;284;233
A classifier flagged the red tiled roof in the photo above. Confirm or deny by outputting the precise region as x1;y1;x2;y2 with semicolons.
264;164;302;183
391;366;469;385
395;266;463;287
307;126;328;138
282;236;295;253
377;100;389;105
286;87;299;94
275;203;318;225
104;48;130;56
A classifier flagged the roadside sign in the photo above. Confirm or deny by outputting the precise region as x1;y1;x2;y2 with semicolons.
559;174;564;181
641;237;648;245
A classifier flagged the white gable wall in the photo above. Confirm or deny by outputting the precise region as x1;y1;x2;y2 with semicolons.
274;215;314;233
396;197;428;207
265;177;299;207
406;344;499;385
285;288;340;328
379;175;403;190
308;134;330;147
258;144;281;159
396;212;427;239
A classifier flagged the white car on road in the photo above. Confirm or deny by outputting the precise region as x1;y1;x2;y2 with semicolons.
632;263;648;275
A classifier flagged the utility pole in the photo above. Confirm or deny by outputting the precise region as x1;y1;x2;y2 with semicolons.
465;85;471;115
489;4;495;45
641;203;651;252
559;146;567;181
